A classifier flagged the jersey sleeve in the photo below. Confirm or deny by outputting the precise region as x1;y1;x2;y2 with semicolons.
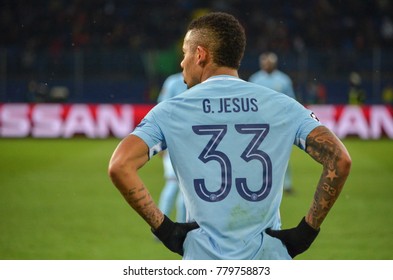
131;109;167;159
294;107;322;150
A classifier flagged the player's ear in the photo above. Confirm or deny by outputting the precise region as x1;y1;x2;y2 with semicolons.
196;46;208;67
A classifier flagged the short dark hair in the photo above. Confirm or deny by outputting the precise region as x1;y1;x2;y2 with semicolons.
187;12;246;69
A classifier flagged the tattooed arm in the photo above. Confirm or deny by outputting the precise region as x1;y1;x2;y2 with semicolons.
266;125;351;258
108;135;199;255
108;134;164;230
305;125;352;229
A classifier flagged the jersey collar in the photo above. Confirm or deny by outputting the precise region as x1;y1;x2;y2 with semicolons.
202;75;244;84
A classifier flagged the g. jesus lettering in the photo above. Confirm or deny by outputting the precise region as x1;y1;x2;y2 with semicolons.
202;98;259;113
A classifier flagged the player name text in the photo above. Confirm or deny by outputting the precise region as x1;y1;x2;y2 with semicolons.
202;98;258;114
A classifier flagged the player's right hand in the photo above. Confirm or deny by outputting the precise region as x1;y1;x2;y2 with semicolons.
152;215;199;256
266;217;320;258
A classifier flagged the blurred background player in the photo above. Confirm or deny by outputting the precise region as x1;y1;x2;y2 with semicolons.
248;52;296;193
156;72;187;222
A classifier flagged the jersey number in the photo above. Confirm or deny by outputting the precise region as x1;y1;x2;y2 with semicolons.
192;124;272;202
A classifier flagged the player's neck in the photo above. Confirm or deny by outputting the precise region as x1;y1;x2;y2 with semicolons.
201;65;238;82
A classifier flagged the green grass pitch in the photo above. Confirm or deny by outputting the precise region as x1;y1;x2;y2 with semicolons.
0;137;392;260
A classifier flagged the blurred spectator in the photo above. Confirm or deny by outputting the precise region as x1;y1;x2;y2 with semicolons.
1;0;392;53
348;72;366;105
0;0;392;104
306;81;327;104
382;84;393;105
27;80;49;102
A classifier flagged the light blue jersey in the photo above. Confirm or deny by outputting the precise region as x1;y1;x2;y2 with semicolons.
157;72;187;179
157;72;188;222
249;69;296;99
132;75;321;259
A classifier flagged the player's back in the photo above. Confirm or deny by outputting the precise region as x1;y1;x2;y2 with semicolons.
151;75;318;259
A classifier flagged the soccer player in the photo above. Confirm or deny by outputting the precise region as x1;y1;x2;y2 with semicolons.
249;52;296;193
249;52;296;99
109;12;351;259
157;72;187;222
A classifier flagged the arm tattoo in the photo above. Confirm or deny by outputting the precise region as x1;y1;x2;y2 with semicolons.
123;185;162;228
306;128;347;228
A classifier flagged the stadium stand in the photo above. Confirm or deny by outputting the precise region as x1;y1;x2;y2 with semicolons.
0;0;392;104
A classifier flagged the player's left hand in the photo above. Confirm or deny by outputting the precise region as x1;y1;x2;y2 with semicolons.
266;217;320;258
152;215;199;256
